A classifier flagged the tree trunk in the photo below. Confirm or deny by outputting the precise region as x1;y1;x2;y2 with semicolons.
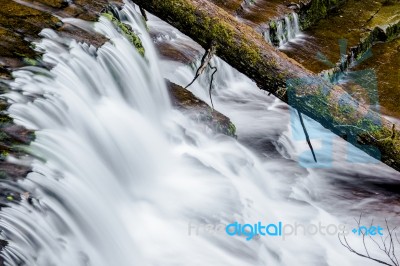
133;0;400;172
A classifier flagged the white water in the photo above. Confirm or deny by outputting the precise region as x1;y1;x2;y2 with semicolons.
263;29;272;44
285;17;293;41
293;13;300;37
0;2;399;266
276;20;286;47
274;13;302;48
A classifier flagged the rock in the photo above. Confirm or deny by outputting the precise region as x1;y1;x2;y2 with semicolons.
287;3;301;10
34;0;69;9
0;0;125;185
166;80;237;137
154;41;201;64
57;23;109;48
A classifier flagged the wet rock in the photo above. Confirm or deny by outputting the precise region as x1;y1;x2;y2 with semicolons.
34;0;69;8
1;125;34;145
167;80;237;137
284;0;400;74
208;0;243;12
299;0;348;29
0;0;126;256
0;0;125;184
155;41;201;64
287;2;301;10
0;162;31;181
57;23;109;48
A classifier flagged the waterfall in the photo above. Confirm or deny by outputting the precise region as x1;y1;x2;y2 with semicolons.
276;20;286;46
293;13;300;36
263;28;272;44
269;13;301;48
285;16;293;40
0;2;394;266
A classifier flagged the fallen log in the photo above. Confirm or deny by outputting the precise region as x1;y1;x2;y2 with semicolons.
133;0;400;171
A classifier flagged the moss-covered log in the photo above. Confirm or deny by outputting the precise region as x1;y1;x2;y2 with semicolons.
133;0;400;171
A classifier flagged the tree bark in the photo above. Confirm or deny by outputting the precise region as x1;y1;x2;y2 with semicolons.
132;0;400;172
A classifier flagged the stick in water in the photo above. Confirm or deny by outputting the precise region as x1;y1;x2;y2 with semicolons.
185;41;217;89
298;110;317;163
208;64;217;110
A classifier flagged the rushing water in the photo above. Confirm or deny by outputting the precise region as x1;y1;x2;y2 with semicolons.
268;13;301;47
0;2;399;266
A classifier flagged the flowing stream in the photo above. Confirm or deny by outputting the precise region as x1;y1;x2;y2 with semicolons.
0;2;399;266
268;13;301;47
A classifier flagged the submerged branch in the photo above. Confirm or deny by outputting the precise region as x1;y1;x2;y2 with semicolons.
208;64;217;110
297;110;317;163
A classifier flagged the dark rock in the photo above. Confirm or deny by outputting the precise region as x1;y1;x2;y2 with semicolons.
34;0;69;9
167;80;237;137
0;0;124;188
1;125;34;145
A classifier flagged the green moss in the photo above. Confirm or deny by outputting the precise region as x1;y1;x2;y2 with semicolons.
149;0;262;66
23;58;39;66
0;115;12;124
102;12;145;56
300;0;346;30
227;122;236;136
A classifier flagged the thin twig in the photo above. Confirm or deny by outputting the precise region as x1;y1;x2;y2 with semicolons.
339;215;399;266
185;42;217;89
339;233;394;266
297;110;317;162
208;64;217;110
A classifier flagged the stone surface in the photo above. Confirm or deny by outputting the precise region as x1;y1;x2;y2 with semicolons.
167;80;237;137
284;0;400;73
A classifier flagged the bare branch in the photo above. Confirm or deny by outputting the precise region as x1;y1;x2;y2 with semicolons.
185;42;217;89
385;220;399;266
208;64;217;110
297;110;317;162
339;233;394;266
338;215;399;266
395;232;400;246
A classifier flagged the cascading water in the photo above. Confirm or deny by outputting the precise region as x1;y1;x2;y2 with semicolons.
276;20;286;46
285;17;293;41
292;13;300;37
0;2;398;266
269;13;301;47
263;29;272;44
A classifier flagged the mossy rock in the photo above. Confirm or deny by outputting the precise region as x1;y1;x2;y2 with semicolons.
102;11;146;56
299;0;348;29
167;80;237;137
